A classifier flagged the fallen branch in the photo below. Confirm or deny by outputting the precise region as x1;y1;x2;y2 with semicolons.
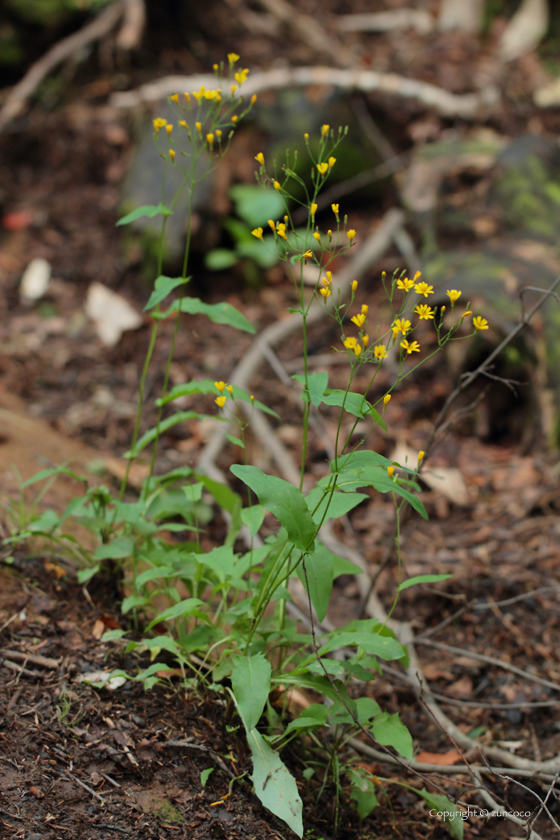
110;66;498;119
0;0;125;132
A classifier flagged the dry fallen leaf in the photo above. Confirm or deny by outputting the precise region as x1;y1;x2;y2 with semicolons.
85;282;143;347
415;750;462;766
390;442;470;506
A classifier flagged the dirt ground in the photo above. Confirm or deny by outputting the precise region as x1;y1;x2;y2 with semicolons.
2;0;560;838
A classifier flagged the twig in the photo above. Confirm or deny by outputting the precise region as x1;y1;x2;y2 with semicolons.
469;764;544;840
415;638;560;694
110;66;498;119
472;586;560;611
1;658;43;678
63;769;106;804
162;739;236;779
0;649;60;669
346;738;559;781
254;0;353;66
423;274;560;461
0;0;125;132
337;9;435;35
0;611;20;635
116;0;145;50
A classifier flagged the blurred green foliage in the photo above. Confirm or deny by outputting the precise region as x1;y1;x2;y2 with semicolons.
6;0;112;28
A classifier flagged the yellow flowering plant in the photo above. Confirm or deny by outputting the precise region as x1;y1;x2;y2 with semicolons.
9;61;491;838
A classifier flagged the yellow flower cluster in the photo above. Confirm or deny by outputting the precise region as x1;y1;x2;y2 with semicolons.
319;270;332;299
214;380;235;409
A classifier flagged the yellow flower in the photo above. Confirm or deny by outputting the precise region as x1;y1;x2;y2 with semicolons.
328;156;336;168
228;52;240;64
319;287;331;299
216;130;222;140
234;68;249;84
313;232;321;243
473;316;489;330
251;94;257;105
170;93;179;104
231;84;238;95
215;381;226;393
255;152;265;166
363;334;369;347
317;163;328;175
383;394;391;406
311;203;318;217
169;149;176;161
184;92;191;104
446;289;461;302
321;124;329;136
400;339;420;354
213;64;219;72
352;280;358;292
361;304;368;315
396;277;415;292
326;271;332;283
302;250;313;260
304;132;309;141
252;227;264;240
153;117;167;133
225;384;234;395
347;229;356;242
215;396;226;408
273;181;282;190
415;304;435;320
418;450;425;463
276;222;288;240
393;318;411;335
354;343;362;357
412;271;422;282
374;344;388;360
195;122;202;133
179;120;189;130
206;133;214;146
351;313;366;328
387;465;395;478
414;281;434;297
166;124;173;136
343;337;357;349
231;115;238;123
268;220;276;233
332;203;339;216
250;395;255;402
461;310;473;319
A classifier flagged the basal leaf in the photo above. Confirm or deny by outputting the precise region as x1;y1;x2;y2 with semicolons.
231;653;272;731
116;204;171;226
93;535;135;561
246;729;303;837
146;598;204;630
231;465;316;552
230;183;285;227
144;275;190;311
241;504;265;537
305;487;367;524
418;789;464;839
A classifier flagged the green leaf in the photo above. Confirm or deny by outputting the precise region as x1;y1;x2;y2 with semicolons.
230;183;285;227
231;654;272;731
230;465;316;552
21;467;88;489
246;729;303;837
319;620;406;661
355;697;382;723
305;487;367;524
331;464;427;520
296;549;333;622
371;712;413;759
146;598;204;630
292;371;328;408
121;594;150;613
155;297;255;334
241;504;265;537
144;275;190;311
398;573;453;592
205;248;240;271
93;536;135;561
418;789;464;839
116;204;171;226
320;390;387;428
350;783;378;819
225;433;244;448
123;411;205;458
283;704;328;737
200;767;214;788
332;555;363;577
195;473;243;546
77;564;100;583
